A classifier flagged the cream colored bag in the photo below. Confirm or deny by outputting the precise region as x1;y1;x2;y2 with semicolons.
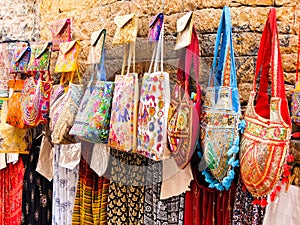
112;13;138;45
174;11;194;50
88;29;106;64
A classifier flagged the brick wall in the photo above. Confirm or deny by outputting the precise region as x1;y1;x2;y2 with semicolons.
1;0;300;106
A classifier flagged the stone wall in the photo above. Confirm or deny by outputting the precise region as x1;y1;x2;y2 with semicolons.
1;0;300;107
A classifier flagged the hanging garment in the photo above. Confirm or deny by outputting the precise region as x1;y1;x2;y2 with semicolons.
239;8;292;200
52;145;79;225
144;159;185;225
184;167;236;225
107;148;147;225
72;156;110;225
232;182;266;225
0;158;25;225
21;136;53;225
262;184;300;225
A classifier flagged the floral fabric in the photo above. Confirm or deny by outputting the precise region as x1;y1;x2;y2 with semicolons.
55;41;80;73
10;44;31;73
27;43;51;72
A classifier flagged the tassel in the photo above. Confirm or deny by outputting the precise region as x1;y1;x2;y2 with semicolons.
227;145;239;156
231;159;239;168
228;156;235;165
228;170;235;179
286;154;295;163
238;119;246;133
260;198;268;207
215;183;224;191
222;177;232;190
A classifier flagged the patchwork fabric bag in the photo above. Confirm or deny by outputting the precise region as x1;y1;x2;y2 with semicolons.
112;13;138;45
148;13;163;42
167;27;201;169
137;21;171;161
240;9;292;200
88;29;106;64
174;11;193;50
20;72;52;127
108;42;139;152
0;43;10;100
49;18;72;51
200;6;242;191
70;33;115;143
27;42;52;72
10;43;31;73
55;40;80;73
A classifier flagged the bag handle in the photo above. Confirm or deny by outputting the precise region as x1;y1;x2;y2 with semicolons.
208;6;237;88
148;17;164;74
296;24;300;83
253;8;285;98
121;41;136;76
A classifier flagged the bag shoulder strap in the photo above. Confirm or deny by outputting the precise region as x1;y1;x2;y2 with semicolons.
296;24;300;83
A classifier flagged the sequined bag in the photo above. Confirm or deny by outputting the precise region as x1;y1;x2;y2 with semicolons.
10;43;31;73
108;42;139;152
200;6;242;191
240;9;292;200
112;13;138;45
20;72;52;127
70;37;115;143
167;27;201;169
55;40;80;73
27;42;51;72
137;22;170;161
49;18;72;51
148;13;163;42
174;11;193;50
51;73;84;144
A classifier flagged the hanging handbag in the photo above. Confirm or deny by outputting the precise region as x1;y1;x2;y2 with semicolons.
239;8;292;200
136;21;171;161
20;72;52;127
174;11;193;50
88;29;106;64
27;42;52;72
55;40;80;73
10;43;31;73
148;13;164;42
0;43;10;100
51;72;84;144
108;42;139;152
70;31;114;143
49;18;72;51
112;13;138;45
167;27;201;169
200;6;242;191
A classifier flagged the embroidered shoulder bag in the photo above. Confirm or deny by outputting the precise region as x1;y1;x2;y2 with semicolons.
10;43;31;73
167;27;201;169
108;42;139;152
149;13;163;42
55;40;80;73
88;29;106;64
174;11;193;50
200;6;242;191
49;18;72;51
27;42;52;72
70;31;115;143
136;19;171;161
240;8;292;200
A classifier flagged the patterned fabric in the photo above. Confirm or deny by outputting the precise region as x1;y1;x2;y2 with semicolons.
0;100;31;154
21;75;52;127
232;183;265;225
107;148;147;225
0;159;25;225
112;13;138;45
144;160;185;225
52;145;79;225
0;43;10;99
6;79;29;128
149;13;163;42
72;156;110;225
200;6;242;191
108;73;139;152
10;44;31;73
21;136;53;225
49;19;72;51
51;82;84;144
240;9;292;198
55;41;80;73
27;42;51;72
167;28;201;169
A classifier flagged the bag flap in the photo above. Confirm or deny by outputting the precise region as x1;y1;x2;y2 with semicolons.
91;29;106;46
33;42;51;59
176;11;193;32
114;13;135;29
49;18;71;36
60;40;79;54
14;46;30;63
149;13;163;28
